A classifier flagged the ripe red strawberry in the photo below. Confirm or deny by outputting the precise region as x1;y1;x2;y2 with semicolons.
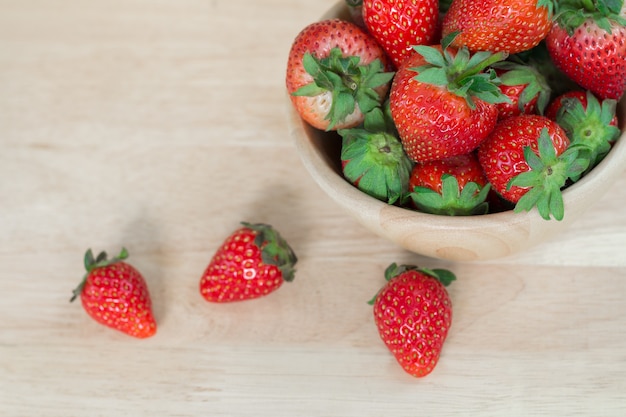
546;90;620;177
70;248;157;338
389;37;509;162
339;105;414;204
492;61;552;120
442;0;554;54
408;153;491;215
362;0;439;68
286;19;394;131
477;114;584;220
545;0;626;100
372;263;455;378
199;222;297;302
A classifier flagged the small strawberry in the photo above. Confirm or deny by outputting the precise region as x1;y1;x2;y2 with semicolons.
408;153;491;215
362;0;439;68
389;35;510;162
546;90;620;177
477;114;585;220
491;61;552;120
545;0;626;100
442;0;554;54
199;222;297;302
70;248;157;338
339;104;414;204
286;19;394;131
372;263;456;378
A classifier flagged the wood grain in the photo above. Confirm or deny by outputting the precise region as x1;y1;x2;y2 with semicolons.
1;1;626;416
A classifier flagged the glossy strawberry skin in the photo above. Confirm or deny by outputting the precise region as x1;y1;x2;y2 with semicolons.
389;49;499;163
199;225;296;303
546;18;626;101
477;115;570;203
362;0;439;68
285;19;390;130
442;0;553;54
373;269;453;378
80;262;157;339
409;153;487;193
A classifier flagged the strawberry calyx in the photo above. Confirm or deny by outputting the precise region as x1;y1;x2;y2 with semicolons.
554;91;620;179
409;175;491;216
555;0;626;34
491;60;552;115
411;33;511;109
339;105;413;204
508;129;587;220
292;47;394;130
368;263;456;305
384;263;457;286
70;247;129;302
241;222;298;282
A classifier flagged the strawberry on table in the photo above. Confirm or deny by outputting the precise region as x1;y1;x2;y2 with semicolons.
477;114;585;220
442;0;555;54
372;263;456;378
545;0;626;101
286;19;394;131
389;34;510;162
408;153;491;215
199;222;297;303
362;0;439;68
70;248;157;339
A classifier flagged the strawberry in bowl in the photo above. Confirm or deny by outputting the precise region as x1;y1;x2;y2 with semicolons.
286;1;626;262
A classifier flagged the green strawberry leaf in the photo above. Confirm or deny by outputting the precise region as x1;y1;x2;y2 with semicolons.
508;129;587;221
293;47;394;130
410;175;491;216
243;222;298;282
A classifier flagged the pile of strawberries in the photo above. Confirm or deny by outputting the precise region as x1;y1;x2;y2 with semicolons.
286;0;625;221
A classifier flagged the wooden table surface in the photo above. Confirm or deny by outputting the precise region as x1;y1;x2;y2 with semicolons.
2;1;626;415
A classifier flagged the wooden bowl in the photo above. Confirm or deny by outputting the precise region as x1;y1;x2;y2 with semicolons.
289;2;626;262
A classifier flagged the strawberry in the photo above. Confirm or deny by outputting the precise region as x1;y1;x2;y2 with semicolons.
389;35;510;162
286;19;394;131
408;153;491;215
339;104;414;204
372;263;455;378
546;89;620;177
477;114;585;220
491;61;552;120
545;0;626;101
199;222;297;302
70;248;157;338
442;0;554;54
361;0;439;68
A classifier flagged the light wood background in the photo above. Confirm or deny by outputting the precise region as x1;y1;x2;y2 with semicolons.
1;1;625;416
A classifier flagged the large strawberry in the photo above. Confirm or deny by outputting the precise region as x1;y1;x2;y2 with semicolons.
545;0;626;100
389;35;510;162
546;90;620;177
372;263;456;378
442;0;554;54
361;0;439;68
70;248;157;338
477;114;585;220
408;153;491;215
286;19;394;131
199;222;297;302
